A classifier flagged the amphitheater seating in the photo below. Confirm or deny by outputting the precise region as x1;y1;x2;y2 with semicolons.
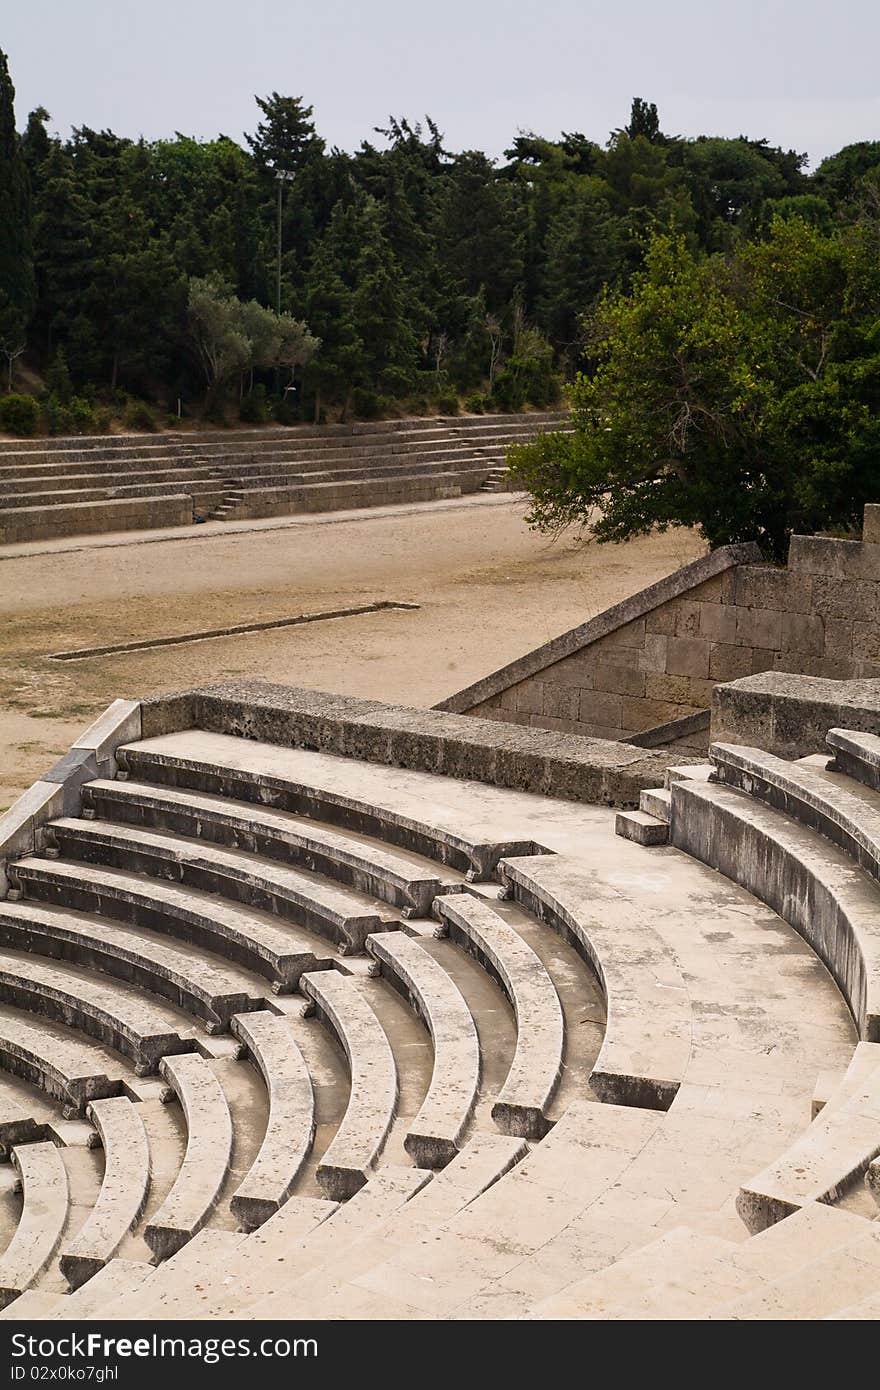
366;932;480;1167
433;893;563;1139
0;1143;68;1308
0;412;568;545
143;1053;233;1260
496;854;691;1109
298;970;397;1200
83;778;450;916
117;733;550;880
59;1097;150;1288
228;1011;314;1230
0;899;266;1029
3;704;880;1319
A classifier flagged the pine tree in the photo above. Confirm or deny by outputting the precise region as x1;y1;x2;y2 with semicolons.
0;49;35;363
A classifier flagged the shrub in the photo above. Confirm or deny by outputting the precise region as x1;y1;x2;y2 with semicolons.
273;393;301;425
463;392;488;414
123;400;159;433
44;394;73;435
45;349;73;406
239;385;271;424
433;390;460;416
69;396;97;434
0;392;40;436
353;388;381;419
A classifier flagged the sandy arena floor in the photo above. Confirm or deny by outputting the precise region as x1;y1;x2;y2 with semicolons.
0;494;703;810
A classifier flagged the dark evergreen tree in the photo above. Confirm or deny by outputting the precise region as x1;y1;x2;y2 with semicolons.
0;49;35;360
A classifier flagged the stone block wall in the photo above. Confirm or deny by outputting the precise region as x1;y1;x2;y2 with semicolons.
439;506;880;750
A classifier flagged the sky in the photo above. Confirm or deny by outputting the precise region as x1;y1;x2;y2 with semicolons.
3;0;878;169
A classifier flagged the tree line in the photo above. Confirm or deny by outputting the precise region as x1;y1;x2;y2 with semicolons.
1;45;879;454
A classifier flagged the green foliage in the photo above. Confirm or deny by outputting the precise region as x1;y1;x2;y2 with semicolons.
122;399;158;432
433;390;459;415
0;392;39;435
186;275;317;403
0;50;35;354
463;392;488;414
239;384;271;424
510;218;880;559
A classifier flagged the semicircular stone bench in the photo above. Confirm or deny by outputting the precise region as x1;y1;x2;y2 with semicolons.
0;952;193;1076
228;1011;315;1230
433;893;564;1140
0;899;266;1031
116;738;550;881
0;1014;123;1113
495;854;692;1110
9;857;335;992
298;969;397;1200
44;818;392;956
83;779;452;918
59;1096;151;1288
365;932;480;1167
668;776;880;1040
0;1142;68;1308
143;1053;233;1261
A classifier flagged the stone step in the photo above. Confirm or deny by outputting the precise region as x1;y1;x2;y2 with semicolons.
432;892;563;1140
59;1097;150;1289
84;778;451;917
668;776;880;1040
11;857;337;992
228;1012;315;1231
0;1143;68;1308
614;809;668;846
298;971;397;1201
46;817;396;955
143;1054;233;1261
496;855;691;1110
366;933;480;1168
639;788;672;823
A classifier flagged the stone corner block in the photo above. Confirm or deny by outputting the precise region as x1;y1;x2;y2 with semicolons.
71;699;142;774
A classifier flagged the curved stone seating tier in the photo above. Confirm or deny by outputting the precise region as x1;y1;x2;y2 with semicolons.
0;1014;123;1112
9;858;336;991
495;855;691;1110
0;951;193;1076
0;1074;53;1151
83;778;450;918
59;1097;150;1289
298;970;397;1200
712;741;880;898
0;1143;68;1307
117;740;548;881
668;778;880;1040
365;933;480;1168
0;900;266;1030
143;1054;233;1261
433;893;564;1140
134;1167;430;1320
228;1012;315;1230
826;728;880;791
44;818;392;955
736;1042;880;1232
26;1259;154;1321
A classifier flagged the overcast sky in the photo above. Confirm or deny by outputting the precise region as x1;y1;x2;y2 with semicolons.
3;0;878;169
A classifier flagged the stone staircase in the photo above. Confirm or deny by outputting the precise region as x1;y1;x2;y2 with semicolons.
0;412;568;546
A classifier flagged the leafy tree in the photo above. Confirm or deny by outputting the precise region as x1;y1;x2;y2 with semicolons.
510;218;880;560
186;275;317;406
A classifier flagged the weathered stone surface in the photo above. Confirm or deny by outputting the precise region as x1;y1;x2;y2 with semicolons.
229;1012;315;1230
711;672;880;759
144;1053;233;1260
433;893;564;1140
299;970;397;1200
367;931;480;1167
0;1143;68;1308
60;1097;150;1288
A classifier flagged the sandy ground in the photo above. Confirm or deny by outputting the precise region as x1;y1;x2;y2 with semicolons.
0;494;703;809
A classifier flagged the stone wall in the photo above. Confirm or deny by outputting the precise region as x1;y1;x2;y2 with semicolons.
439;506;880;751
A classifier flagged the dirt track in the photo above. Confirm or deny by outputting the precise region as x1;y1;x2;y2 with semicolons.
0;496;703;809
